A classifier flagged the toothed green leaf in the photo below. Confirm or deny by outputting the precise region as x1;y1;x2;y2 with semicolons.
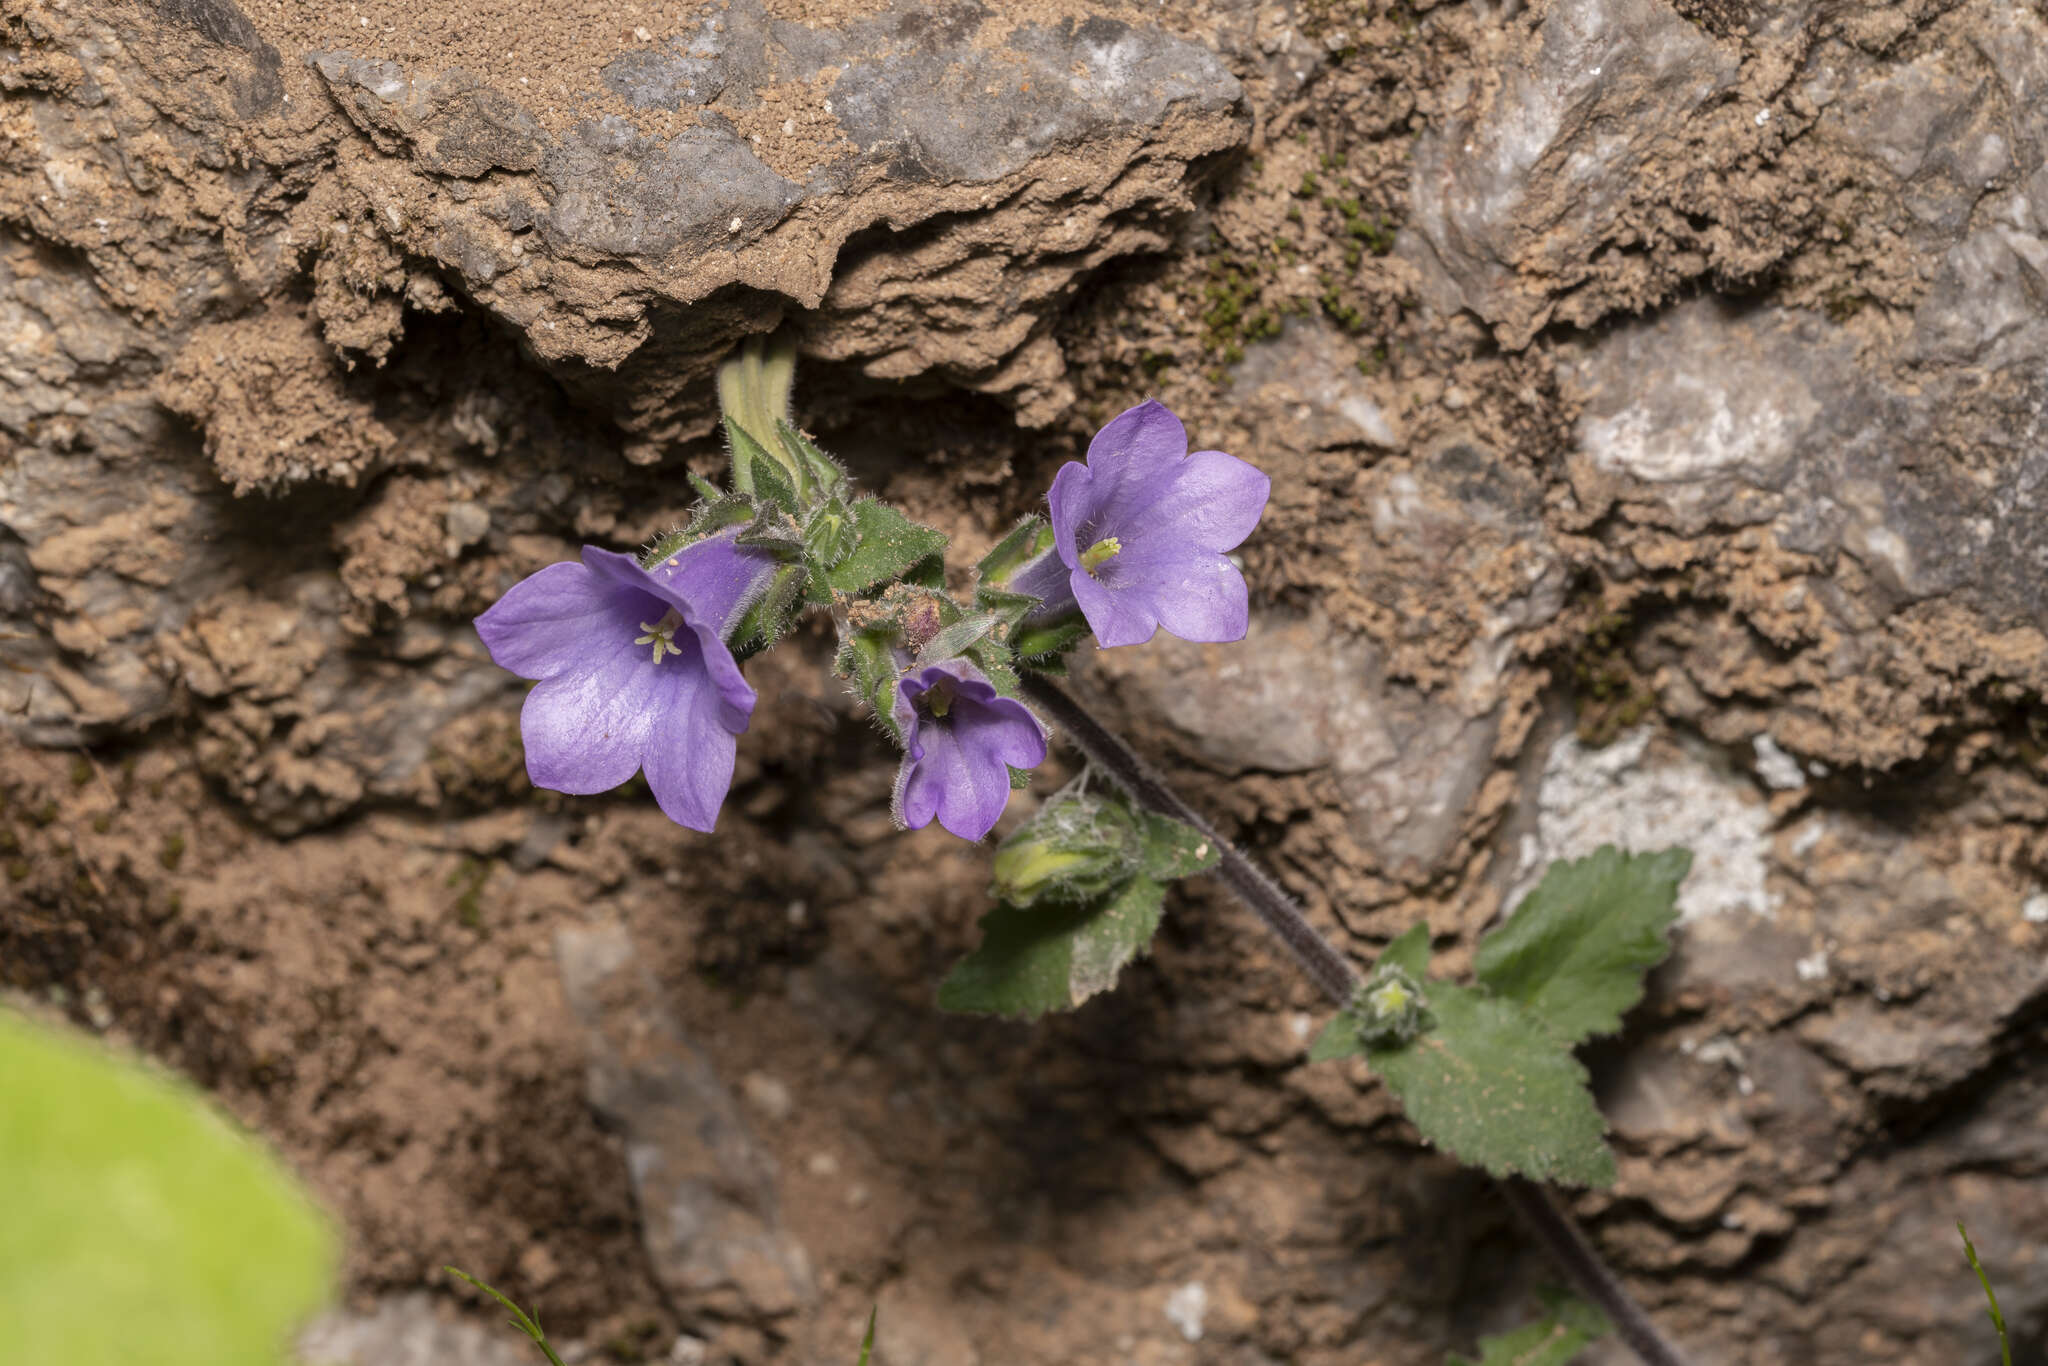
1475;845;1691;1045
938;877;1166;1018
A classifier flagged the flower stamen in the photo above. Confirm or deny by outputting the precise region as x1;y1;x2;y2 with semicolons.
1079;536;1123;576
634;608;685;665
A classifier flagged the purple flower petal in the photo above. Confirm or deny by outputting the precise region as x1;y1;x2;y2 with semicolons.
1042;400;1266;649
1136;448;1270;552
474;531;772;832
475;560;631;682
892;659;1047;841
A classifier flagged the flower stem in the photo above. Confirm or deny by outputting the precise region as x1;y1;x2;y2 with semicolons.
1018;673;1689;1366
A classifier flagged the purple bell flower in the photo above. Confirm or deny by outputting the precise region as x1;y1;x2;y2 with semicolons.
1014;399;1269;648
474;530;776;832
891;658;1048;842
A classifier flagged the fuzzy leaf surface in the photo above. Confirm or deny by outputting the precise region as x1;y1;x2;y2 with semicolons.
1;1009;336;1366
1446;1289;1610;1366
1137;812;1220;881
1367;982;1615;1186
937;877;1165;1018
817;499;948;598
1475;846;1691;1045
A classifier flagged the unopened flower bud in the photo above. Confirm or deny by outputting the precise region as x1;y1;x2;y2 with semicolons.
1342;963;1432;1049
990;792;1143;907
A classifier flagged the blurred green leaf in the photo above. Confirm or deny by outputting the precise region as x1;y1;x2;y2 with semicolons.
0;1008;335;1366
1446;1288;1610;1366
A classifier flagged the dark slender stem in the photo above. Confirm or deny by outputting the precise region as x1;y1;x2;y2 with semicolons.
1020;673;1689;1366
1499;1180;1689;1366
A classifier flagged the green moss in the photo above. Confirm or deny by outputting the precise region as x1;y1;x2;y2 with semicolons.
447;857;490;930
1571;610;1658;746
158;832;186;872
69;757;93;789
29;800;57;828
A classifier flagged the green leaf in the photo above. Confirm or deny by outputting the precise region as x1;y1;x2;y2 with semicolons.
1446;1288;1610;1366
1475;845;1692;1045
816;499;948;599
854;1307;877;1366
1136;811;1220;881
1379;922;1431;978
1367;982;1615;1186
938;877;1166;1018
0;1008;336;1366
445;1267;569;1366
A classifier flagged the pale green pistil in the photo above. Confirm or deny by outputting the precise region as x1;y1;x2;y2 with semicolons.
1079;536;1123;576
634;608;685;665
1366;978;1413;1020
921;677;958;719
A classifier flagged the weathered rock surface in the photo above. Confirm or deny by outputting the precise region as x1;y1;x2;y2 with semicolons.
556;922;814;1323
7;0;2048;1362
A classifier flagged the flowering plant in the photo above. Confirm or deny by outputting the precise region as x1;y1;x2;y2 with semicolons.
472;335;1704;1366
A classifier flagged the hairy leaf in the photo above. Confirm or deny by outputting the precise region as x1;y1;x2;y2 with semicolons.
937;877;1166;1018
1;1009;336;1366
1367;982;1615;1186
1137;811;1220;881
1447;1289;1610;1366
1475;846;1691;1045
816;499;948;599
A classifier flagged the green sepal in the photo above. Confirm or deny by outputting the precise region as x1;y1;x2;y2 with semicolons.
1365;981;1615;1187
966;640;1021;696
974;585;1042;629
1008;765;1035;791
734;507;806;561
1012;613;1090;663
728;417;800;515
1447;1288;1610;1366
728;562;809;656
937;876;1166;1018
686;472;724;503
804;495;861;572
682;492;760;544
1137;811;1219;881
838;625;903;737
976;515;1052;589
811;499;949;601
916;611;1004;668
1474;845;1691;1046
776;418;848;499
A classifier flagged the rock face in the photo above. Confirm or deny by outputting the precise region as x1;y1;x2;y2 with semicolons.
7;0;2048;1364
556;923;814;1323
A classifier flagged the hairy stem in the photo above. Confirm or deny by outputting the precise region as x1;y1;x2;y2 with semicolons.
1019;673;1689;1366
